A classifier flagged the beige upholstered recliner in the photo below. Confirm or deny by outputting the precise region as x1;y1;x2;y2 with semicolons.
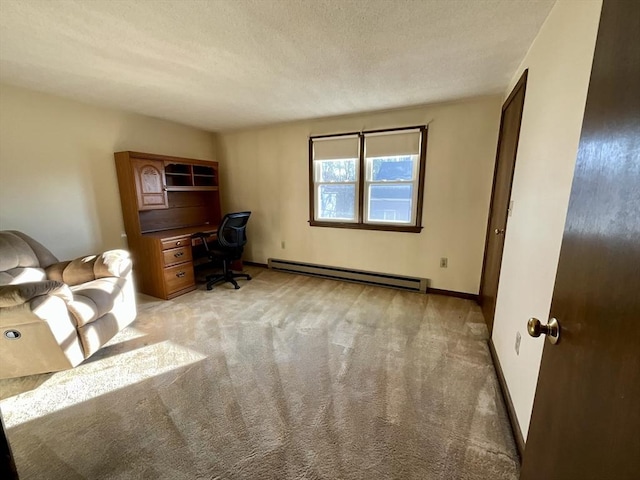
0;231;136;379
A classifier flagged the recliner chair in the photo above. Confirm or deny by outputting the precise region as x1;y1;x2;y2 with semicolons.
0;230;136;379
192;211;252;290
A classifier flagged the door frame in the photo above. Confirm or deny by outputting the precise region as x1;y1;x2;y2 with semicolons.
478;69;528;331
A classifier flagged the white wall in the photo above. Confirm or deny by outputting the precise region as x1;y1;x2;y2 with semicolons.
0;84;215;259
491;0;602;439
217;97;502;293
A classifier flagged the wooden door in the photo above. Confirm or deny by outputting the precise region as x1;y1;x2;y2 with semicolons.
479;71;528;333
132;158;168;210
521;1;640;478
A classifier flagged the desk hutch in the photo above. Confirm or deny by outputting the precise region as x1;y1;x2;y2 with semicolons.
114;151;221;299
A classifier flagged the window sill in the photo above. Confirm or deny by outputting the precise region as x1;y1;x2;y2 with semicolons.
309;220;422;233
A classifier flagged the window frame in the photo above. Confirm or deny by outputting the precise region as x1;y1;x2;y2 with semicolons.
309;125;428;233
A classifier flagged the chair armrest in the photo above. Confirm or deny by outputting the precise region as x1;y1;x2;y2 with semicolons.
94;250;132;278
46;250;132;286
0;281;73;308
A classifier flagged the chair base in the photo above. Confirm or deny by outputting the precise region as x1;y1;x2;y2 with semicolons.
205;270;251;290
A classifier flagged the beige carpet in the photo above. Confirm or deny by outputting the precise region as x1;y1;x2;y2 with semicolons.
0;268;518;479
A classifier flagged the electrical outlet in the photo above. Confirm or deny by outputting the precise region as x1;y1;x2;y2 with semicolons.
281;241;286;249
440;257;448;268
515;331;522;355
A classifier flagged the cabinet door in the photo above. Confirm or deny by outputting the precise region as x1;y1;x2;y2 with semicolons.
132;159;168;210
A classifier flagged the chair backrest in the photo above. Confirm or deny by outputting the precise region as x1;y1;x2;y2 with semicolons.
217;211;251;249
0;231;59;285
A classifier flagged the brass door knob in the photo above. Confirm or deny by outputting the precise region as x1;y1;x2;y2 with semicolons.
527;317;560;344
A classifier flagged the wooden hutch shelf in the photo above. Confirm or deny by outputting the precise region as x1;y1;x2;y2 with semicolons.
165;186;219;192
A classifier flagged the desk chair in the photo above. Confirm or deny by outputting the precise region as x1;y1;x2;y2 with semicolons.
192;211;252;290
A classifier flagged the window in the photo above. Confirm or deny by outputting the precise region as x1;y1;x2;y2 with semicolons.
312;135;360;222
309;126;427;232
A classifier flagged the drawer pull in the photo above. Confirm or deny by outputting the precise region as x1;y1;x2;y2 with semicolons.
176;271;186;278
176;241;182;246
174;252;184;257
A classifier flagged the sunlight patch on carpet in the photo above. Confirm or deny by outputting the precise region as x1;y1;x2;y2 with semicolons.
0;340;206;428
103;326;149;345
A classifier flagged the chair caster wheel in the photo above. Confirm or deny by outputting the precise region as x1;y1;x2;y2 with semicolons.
247;275;252;280
206;285;213;291
234;285;240;289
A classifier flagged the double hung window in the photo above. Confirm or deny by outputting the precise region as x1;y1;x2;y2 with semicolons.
309;126;427;232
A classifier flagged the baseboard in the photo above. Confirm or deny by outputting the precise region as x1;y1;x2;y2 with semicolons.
265;259;478;299
427;288;479;302
268;258;428;293
244;261;268;268
488;339;525;460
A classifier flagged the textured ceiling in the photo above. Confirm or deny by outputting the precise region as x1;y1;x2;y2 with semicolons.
0;0;555;131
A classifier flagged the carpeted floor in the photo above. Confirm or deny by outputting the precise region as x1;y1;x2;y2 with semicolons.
0;268;519;479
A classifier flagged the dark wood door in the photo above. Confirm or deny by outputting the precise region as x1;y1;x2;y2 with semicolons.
521;1;640;478
479;71;528;333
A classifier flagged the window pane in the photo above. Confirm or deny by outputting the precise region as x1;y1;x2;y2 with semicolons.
368;184;413;223
318;184;356;220
369;156;415;181
317;159;357;182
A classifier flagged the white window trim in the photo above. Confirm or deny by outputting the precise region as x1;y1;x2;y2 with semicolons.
313;158;360;222
363;154;420;226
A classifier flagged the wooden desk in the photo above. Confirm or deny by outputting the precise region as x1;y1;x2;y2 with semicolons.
115;151;222;299
143;225;218;244
136;225;219;299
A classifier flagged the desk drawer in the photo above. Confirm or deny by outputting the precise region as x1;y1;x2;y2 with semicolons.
164;262;195;294
161;236;190;250
163;246;192;267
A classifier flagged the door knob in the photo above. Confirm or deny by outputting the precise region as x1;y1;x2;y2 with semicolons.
527;317;560;344
495;228;505;235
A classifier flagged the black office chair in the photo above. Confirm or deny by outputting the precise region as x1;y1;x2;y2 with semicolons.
192;211;252;290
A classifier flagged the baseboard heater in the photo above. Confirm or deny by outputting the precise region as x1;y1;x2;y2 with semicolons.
267;258;428;293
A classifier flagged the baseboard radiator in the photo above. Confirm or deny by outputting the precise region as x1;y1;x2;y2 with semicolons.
267;258;428;293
